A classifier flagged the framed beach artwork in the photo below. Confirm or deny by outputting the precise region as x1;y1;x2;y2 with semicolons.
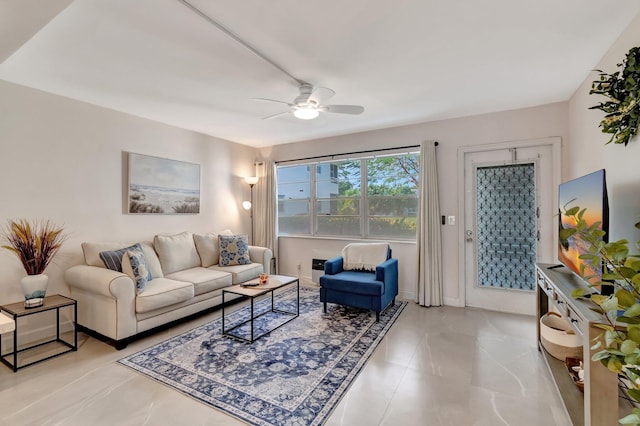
127;152;200;214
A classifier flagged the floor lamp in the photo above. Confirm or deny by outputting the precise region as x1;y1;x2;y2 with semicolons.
243;176;259;245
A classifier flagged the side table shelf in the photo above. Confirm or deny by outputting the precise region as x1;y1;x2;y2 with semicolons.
536;263;619;426
0;294;77;372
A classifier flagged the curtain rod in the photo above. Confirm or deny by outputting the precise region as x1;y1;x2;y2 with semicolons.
275;142;438;165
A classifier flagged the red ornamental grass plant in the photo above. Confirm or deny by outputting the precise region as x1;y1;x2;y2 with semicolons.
1;219;67;275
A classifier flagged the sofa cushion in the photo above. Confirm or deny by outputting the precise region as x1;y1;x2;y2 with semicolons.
193;230;233;268
154;231;201;274
166;267;232;296
194;233;220;267
219;234;251;266
319;271;383;296
126;244;152;294
135;278;194;313
210;262;263;284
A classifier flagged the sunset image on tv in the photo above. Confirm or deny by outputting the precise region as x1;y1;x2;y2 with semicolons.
558;169;608;284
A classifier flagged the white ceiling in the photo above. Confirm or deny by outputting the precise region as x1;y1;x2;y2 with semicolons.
2;0;639;148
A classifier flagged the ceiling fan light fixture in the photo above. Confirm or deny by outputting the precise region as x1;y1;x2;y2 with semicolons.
293;107;320;120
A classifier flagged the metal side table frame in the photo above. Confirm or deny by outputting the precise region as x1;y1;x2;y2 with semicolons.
0;294;77;372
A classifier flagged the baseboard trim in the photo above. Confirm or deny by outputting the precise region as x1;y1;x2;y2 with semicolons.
398;290;414;301
400;293;462;307
444;297;464;307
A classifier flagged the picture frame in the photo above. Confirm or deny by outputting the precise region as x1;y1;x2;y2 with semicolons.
127;152;200;214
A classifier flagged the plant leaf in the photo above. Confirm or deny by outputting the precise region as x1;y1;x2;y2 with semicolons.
592;349;611;361
626;304;640;318
572;288;587;298
620;412;640;425
607;357;623;373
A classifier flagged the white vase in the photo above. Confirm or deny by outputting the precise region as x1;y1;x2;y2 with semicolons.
20;274;48;308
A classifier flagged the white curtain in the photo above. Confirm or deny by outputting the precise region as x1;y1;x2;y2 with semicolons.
416;141;443;306
254;159;278;272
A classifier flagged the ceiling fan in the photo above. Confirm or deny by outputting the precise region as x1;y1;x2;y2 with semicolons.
254;83;365;120
177;1;365;121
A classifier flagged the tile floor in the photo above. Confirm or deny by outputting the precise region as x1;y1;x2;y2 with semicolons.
0;299;571;426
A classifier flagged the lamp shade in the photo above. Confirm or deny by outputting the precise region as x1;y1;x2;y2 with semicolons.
242;201;252;210
293;107;320;120
244;176;259;185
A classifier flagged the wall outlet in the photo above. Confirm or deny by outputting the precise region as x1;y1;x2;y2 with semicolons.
296;263;301;270
448;215;456;226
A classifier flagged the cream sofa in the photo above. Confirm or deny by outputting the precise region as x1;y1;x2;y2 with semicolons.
64;231;272;349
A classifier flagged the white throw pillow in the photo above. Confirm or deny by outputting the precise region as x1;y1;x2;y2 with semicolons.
139;241;164;278
154;231;201;274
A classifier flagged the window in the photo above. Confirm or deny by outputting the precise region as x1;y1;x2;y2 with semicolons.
277;151;420;239
367;154;419;238
316;160;361;236
277;165;311;234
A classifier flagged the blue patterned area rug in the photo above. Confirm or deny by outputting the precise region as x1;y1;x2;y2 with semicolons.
119;286;406;426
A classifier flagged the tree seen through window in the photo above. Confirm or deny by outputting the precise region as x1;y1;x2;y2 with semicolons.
277;152;419;239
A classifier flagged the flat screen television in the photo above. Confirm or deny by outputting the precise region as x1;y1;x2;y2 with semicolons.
557;169;609;288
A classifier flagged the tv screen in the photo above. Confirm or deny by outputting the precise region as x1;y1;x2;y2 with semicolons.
558;169;609;286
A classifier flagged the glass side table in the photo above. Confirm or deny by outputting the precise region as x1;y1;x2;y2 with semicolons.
0;294;77;372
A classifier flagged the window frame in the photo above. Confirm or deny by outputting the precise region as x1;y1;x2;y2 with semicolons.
276;151;420;241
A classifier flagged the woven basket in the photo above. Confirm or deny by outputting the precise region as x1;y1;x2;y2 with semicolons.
540;312;582;361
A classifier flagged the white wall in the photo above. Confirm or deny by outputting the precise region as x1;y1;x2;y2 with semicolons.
568;13;640;243
0;81;256;305
262;102;569;305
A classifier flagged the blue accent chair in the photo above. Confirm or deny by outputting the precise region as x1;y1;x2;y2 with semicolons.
319;248;398;322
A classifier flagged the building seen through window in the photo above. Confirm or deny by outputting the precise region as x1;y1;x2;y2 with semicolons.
277;152;419;239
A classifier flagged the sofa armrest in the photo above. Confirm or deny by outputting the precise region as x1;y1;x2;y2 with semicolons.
376;258;398;295
324;256;344;275
248;246;273;273
64;264;137;341
65;265;135;301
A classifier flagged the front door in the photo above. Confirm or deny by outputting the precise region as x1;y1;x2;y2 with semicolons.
463;142;556;314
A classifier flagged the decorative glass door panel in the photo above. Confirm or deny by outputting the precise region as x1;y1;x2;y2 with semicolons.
475;163;536;291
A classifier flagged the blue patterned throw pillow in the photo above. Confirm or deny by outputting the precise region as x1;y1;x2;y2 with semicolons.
219;234;251;266
127;243;152;294
99;247;130;272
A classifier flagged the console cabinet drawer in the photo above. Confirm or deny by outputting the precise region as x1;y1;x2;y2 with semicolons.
551;289;569;316
537;270;553;296
566;305;585;336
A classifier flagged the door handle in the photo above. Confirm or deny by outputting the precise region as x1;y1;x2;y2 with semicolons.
465;230;473;242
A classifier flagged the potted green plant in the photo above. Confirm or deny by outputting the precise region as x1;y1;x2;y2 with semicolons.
1;219;67;307
562;206;640;424
589;45;640;146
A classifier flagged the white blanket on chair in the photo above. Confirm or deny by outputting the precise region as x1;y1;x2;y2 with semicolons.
342;243;388;271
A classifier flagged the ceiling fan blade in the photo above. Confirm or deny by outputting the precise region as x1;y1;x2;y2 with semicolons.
323;105;364;115
253;97;293;106
262;111;291;120
308;87;335;105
